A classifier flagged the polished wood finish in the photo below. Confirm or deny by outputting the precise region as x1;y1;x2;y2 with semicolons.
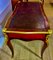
11;0;22;10
2;0;51;60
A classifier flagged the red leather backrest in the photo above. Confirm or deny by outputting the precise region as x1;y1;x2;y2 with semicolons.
11;0;44;10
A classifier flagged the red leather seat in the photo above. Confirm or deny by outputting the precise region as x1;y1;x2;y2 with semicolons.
3;0;51;59
10;2;49;31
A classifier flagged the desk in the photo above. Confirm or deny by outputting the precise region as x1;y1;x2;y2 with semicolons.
2;2;52;59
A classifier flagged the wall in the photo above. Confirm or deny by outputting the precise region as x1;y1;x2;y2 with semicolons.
0;0;12;24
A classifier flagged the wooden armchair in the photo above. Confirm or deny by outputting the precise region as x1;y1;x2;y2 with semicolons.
2;0;52;60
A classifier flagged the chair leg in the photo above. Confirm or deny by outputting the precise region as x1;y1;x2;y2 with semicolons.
7;40;14;58
41;38;48;60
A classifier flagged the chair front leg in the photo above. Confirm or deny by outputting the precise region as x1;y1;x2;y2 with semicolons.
41;36;48;60
7;39;14;58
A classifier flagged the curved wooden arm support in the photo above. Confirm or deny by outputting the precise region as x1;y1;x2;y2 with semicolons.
41;0;44;5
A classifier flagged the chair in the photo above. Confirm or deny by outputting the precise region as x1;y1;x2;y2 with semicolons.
2;0;52;60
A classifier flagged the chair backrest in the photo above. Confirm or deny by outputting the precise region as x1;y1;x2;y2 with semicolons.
11;0;44;10
9;0;49;31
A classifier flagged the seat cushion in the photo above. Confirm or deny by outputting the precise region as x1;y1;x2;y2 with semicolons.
8;2;49;32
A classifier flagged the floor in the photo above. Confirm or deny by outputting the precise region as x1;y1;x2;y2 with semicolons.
0;3;53;60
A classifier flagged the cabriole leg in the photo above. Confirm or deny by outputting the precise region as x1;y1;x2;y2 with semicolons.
7;39;14;58
41;36;48;60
